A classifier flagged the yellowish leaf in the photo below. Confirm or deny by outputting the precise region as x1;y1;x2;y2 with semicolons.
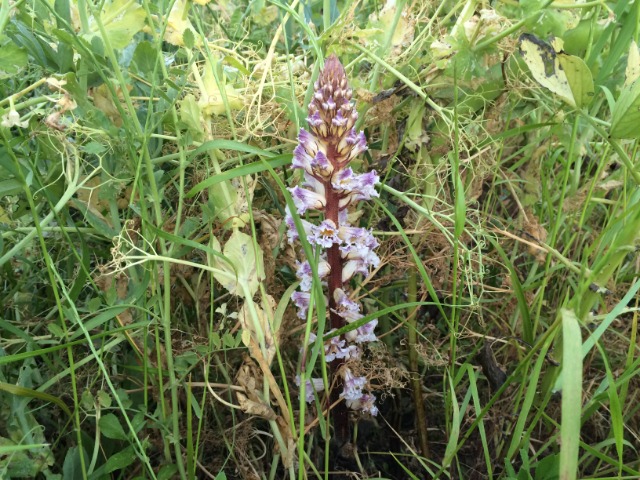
625;41;640;87
84;0;146;50
211;230;265;298
519;34;594;109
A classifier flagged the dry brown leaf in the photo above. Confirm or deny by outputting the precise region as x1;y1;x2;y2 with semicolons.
236;392;277;420
239;295;278;366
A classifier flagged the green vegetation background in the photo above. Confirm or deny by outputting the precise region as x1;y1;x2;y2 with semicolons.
1;0;640;479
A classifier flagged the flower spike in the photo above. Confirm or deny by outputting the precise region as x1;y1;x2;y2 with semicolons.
288;55;380;439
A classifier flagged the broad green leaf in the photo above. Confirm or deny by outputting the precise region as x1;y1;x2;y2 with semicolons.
535;454;560;480
0;43;28;79
611;78;640;139
212;230;265;298
99;413;128;440
158;464;179;480
557;54;594;108
62;446;89;480
132;41;158;77
0;178;23;197
519;34;594;108
84;0;146;50
179;94;204;141
68;198;118;238
559;309;582;480
103;445;137;473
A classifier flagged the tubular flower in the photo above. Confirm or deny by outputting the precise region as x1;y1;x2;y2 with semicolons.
288;55;379;417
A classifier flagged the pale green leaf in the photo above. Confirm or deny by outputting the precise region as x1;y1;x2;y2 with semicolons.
0;43;28;79
611;78;640;139
560;308;582;480
212;230;265;298
442;376;460;467
557;53;594;108
625;41;640;87
84;0;146;50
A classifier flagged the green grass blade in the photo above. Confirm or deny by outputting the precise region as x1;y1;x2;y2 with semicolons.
560;308;583;480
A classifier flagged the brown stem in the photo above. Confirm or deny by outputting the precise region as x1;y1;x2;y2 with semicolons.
324;179;349;444
408;268;430;458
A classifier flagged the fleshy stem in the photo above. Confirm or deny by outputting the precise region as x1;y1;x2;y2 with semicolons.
324;179;349;442
287;54;381;446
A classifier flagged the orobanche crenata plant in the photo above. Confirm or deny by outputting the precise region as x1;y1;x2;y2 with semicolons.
286;55;380;437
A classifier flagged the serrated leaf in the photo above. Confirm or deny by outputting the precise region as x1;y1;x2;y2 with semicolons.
222;332;236;348
182;28;195;49
610;79;640;139
212;230;264;298
97;390;112;409
99;413;127;440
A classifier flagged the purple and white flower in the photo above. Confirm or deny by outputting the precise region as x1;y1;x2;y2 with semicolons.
290;185;326;214
296;375;325;403
288;55;381;420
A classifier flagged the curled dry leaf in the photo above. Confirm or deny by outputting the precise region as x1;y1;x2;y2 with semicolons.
523;208;548;263
235;359;277;420
235;392;277;421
